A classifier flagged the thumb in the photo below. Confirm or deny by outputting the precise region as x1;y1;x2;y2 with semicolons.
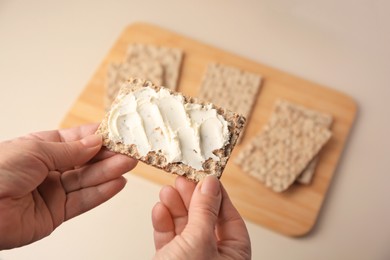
185;175;222;239
36;134;103;171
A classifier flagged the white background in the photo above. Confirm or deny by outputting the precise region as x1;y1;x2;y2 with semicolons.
0;0;389;259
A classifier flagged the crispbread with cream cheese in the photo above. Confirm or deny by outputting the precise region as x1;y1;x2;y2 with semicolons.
97;78;245;182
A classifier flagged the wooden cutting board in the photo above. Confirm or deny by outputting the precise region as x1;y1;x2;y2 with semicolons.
60;22;357;236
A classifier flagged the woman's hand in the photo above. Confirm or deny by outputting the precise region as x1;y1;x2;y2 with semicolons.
0;124;137;249
152;176;251;260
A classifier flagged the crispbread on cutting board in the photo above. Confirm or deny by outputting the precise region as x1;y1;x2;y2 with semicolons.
60;23;357;236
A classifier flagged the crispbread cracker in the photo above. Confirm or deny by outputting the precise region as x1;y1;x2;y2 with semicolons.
298;157;319;184
97;78;246;182
268;100;333;184
105;60;163;109
198;63;262;142
286;102;333;184
126;44;183;90
235;100;332;192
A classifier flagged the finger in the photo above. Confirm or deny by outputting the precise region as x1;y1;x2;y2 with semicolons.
37;171;66;228
152;202;175;250
24;123;99;143
57;123;99;142
0;135;102;198
61;154;137;193
216;184;250;244
88;148;118;164
185;175;222;242
159;185;188;235
175;176;196;210
87;146;134;165
36;134;102;171
65;176;126;220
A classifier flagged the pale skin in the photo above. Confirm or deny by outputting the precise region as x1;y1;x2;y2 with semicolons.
0;124;137;249
152;176;251;260
0;124;251;259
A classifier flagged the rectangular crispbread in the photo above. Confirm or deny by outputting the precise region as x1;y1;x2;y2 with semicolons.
235;99;332;192
126;43;183;91
265;100;333;184
197;63;262;142
284;102;333;184
105;60;164;109
97;78;246;182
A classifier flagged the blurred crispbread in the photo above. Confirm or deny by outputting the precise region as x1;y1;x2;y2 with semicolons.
198;63;262;142
236;100;332;192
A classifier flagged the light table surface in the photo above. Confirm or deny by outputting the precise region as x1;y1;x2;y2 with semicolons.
0;1;389;259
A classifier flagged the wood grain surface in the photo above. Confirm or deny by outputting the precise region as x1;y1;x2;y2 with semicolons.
60;22;357;236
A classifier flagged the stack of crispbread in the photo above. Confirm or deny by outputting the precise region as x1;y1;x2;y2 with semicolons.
235;100;332;192
105;43;183;109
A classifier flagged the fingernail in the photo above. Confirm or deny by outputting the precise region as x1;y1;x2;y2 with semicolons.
200;175;221;196
80;134;102;147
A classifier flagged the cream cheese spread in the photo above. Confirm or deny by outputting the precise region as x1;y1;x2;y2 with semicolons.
107;87;230;170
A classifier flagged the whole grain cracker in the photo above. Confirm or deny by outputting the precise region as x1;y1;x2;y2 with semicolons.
126;43;183;90
235;99;332;192
286;100;333;184
97;78;246;182
267;100;333;184
105;60;163;109
198;63;262;142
